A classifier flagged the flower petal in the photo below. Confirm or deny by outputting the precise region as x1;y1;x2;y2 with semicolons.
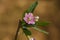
29;13;33;17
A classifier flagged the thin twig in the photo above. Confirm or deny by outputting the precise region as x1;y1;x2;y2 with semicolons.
15;20;22;40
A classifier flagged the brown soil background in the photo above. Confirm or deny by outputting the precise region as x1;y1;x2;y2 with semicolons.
0;0;60;40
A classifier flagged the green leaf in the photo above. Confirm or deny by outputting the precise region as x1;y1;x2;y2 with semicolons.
21;21;26;26
32;27;48;35
35;21;49;26
22;1;38;18
25;1;38;13
23;27;31;36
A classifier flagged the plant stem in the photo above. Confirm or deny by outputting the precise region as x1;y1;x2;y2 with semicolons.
15;20;22;40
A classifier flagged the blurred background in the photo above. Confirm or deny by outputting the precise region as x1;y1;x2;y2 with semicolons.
0;0;60;40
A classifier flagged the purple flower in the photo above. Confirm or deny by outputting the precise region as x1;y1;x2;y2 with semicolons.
23;13;35;24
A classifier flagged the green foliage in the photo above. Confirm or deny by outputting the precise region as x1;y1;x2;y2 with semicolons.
35;21;49;26
23;28;31;36
25;1;38;13
32;27;48;35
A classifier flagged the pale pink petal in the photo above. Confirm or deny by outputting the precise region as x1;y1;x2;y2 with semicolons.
30;20;35;24
23;17;27;22
29;13;33;17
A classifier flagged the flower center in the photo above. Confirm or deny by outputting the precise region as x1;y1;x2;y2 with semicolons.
27;18;31;22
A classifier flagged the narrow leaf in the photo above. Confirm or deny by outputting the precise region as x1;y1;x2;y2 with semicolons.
25;1;38;13
32;27;48;35
23;27;31;36
36;21;49;26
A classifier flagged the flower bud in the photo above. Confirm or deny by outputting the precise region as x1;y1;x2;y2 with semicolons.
30;38;35;40
27;36;35;40
35;16;39;21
